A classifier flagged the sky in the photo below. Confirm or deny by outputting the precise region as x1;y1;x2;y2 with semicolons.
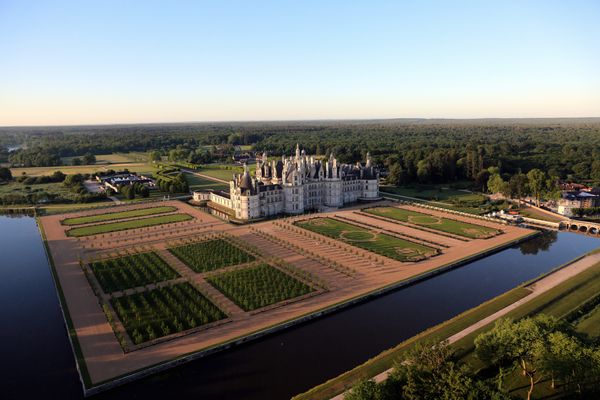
1;0;599;126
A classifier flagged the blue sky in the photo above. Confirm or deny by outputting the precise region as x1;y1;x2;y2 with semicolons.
1;0;599;125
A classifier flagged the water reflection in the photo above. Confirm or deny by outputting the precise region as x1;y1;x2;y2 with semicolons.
518;230;558;255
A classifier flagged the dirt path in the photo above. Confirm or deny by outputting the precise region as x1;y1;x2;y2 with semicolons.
332;252;600;399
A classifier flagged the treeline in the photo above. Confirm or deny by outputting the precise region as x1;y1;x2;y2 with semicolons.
347;315;600;400
3;120;600;184
155;168;189;193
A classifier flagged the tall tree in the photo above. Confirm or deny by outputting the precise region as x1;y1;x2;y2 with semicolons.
527;168;546;206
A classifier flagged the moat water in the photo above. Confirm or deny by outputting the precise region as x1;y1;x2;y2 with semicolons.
1;215;599;400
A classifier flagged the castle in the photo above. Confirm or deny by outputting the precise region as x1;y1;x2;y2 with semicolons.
193;144;380;220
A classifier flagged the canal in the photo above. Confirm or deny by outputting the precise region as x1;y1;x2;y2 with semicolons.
1;215;598;400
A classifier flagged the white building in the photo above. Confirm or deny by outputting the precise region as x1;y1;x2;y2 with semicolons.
194;144;380;220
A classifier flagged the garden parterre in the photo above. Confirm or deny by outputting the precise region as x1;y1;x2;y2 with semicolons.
206;263;315;311
90;252;179;294
168;237;256;273
111;282;226;345
62;206;178;226
365;206;500;239
295;217;438;262
66;213;193;237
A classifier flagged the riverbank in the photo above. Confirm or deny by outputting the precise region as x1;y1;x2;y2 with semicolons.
294;248;600;400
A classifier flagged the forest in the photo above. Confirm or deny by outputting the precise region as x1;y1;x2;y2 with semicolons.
2;119;600;185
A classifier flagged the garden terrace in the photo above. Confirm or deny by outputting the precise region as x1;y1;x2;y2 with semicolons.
365;206;501;239
89;252;179;294
111;282;226;345
206;263;315;311
168;237;256;273
62;206;177;226
294;217;438;262
66;213;194;237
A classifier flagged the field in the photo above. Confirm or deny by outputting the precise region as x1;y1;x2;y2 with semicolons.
90;252;179;293
111;283;227;345
0;180;94;204
61;153;141;165
379;185;477;201
184;173;229;191
295;217;438;261
365;206;500;239
206;263;314;311
196;166;241;181
10;163;156;177
66;213;193;237
169;238;255;273
62;206;177;226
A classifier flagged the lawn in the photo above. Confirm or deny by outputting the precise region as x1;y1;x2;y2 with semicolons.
206;263;314;311
10;163;155;177
184;174;229;191
379;185;477;202
196;166;241;181
66;213;193;237
90;251;179;293
61;206;177;226
365;206;500;239
168;238;256;273
295;217;438;262
111;282;226;345
61;153;139;165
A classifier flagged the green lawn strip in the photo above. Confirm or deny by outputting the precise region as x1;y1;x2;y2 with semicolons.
61;206;177;226
206;263;314;311
66;213;193;237
575;306;600;337
365;206;499;239
513;207;564;223
36;219;93;388
295;217;437;262
184;174;229;191
168;238;256;273
196;167;241;181
292;286;530;400
111;282;227;345
90;252;179;293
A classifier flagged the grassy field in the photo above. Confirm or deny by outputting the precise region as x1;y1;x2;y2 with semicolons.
196;166;241;181
184;174;229;191
365;206;500;239
90;252;179;293
10;162;156;177
60;153;140;165
66;213;193;237
111;282;226;345
379;184;479;202
292;286;531;400
206;263;314;311
61;206;177;225
168;238;256;273
513;205;564;222
295;217;438;262
0;180;86;203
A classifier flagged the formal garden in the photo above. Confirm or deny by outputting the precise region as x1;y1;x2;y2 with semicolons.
66;213;193;237
61;205;177;226
365;206;500;239
206;263;314;311
111;282;227;345
294;217;438;262
168;237;256;273
89;251;179;293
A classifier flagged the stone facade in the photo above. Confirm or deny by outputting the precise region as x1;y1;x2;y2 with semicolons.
194;144;380;220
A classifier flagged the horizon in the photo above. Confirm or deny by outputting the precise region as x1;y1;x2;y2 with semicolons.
1;0;600;125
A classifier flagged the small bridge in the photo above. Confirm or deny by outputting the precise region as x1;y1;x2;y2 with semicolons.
559;220;600;235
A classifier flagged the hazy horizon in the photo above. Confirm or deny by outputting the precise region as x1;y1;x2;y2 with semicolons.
1;0;599;125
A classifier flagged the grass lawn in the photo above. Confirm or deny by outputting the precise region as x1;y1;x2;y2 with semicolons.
60;153;139;165
111;282;226;345
206;263;314;311
184;174;229;191
196;166;241;181
513;206;564;223
295;217;438;262
168;238;256;273
365;206;500;239
0;180;84;202
10;162;157;177
61;206;177;225
292;286;531;400
90;252;179;293
66;213;193;237
379;185;478;202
